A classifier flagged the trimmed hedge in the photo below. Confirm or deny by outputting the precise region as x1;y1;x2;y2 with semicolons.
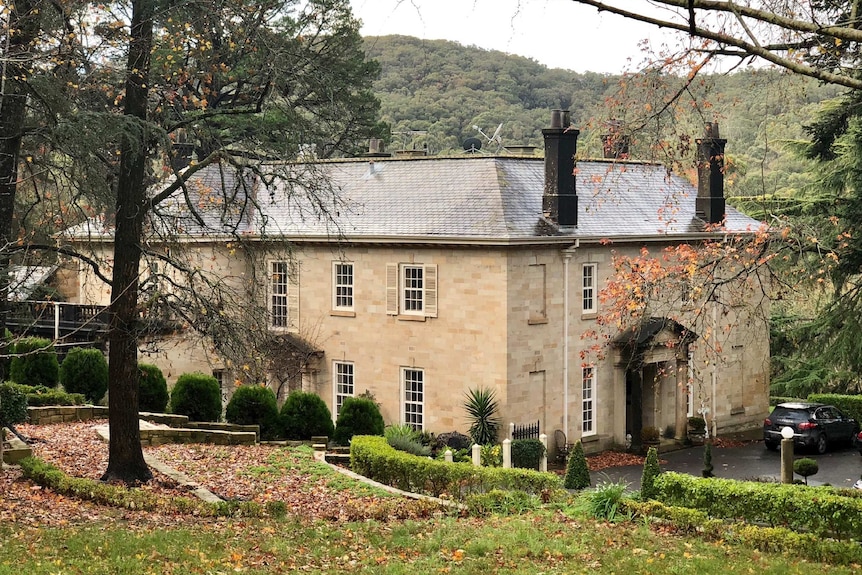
170;372;222;422
808;393;862;424
18;456;263;517
624;499;862;566
60;348;108;404
350;435;561;500
654;471;862;540
510;438;545;470
26;389;85;406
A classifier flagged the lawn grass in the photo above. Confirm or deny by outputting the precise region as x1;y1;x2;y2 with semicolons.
1;512;858;574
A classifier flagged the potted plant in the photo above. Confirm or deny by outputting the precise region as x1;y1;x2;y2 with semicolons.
688;416;707;445
640;425;660;453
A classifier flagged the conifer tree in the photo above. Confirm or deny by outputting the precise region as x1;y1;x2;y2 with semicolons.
563;440;591;490
640;446;661;501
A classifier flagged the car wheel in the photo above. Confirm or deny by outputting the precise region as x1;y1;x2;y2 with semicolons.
816;434;828;455
764;441;778;451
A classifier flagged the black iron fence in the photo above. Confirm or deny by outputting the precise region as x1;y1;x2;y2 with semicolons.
511;420;540;440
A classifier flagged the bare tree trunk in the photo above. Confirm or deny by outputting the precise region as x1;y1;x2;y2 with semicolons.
100;0;154;483
0;0;41;378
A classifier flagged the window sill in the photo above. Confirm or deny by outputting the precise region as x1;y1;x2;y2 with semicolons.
330;310;356;318
528;316;548;325
581;433;599;443
580;312;598;320
397;314;426;322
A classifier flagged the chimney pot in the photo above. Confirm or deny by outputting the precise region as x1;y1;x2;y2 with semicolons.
695;122;728;225
542;110;579;227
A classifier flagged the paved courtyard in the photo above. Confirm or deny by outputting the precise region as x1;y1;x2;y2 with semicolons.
596;440;862;490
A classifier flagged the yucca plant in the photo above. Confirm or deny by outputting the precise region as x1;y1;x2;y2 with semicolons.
464;387;501;445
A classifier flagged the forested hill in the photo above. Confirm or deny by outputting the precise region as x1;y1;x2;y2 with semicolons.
363;34;843;199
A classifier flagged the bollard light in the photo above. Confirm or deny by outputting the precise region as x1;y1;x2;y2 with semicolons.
780;426;795;484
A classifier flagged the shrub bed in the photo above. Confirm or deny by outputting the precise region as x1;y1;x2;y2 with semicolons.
654;471;862;540
18;456;264;517
350;435;560;500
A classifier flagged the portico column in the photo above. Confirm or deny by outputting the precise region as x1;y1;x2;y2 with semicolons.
675;352;688;440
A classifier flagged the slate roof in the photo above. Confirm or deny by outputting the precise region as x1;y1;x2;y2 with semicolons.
64;155;762;244
254;155;760;242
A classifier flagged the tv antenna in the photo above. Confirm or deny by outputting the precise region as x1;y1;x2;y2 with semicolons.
473;122;505;152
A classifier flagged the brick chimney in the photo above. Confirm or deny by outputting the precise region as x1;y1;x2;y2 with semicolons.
542;110;579;226
695;122;727;225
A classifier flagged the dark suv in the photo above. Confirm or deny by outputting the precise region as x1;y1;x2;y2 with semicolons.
763;402;859;454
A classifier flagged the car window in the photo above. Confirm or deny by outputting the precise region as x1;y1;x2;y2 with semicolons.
771;407;811;421
816;408;835;420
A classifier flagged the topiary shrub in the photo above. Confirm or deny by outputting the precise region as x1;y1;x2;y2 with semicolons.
169;372;222;422
564;440;591;490
138;363;169;413
225;385;280;440
0;382;28;425
10;337;59;388
279;391;334;440
511;438;545;470
794;457;819;485
640;446;661;501
332;396;384;445
59;348;108;404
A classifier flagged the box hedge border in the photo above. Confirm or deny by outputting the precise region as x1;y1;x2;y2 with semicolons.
350;435;561;500
654;471;862;540
623;499;862;566
18;456;264;517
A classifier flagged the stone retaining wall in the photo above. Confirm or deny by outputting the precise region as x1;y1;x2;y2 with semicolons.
28;405;260;445
27;406;110;425
140;428;257;446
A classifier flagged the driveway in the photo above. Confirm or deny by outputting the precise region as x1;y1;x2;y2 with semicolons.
593;440;862;490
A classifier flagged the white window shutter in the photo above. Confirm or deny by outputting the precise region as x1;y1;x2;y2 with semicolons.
385;263;399;315
424;264;437;317
288;265;300;331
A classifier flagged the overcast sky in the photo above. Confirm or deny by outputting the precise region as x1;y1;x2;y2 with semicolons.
349;0;685;74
